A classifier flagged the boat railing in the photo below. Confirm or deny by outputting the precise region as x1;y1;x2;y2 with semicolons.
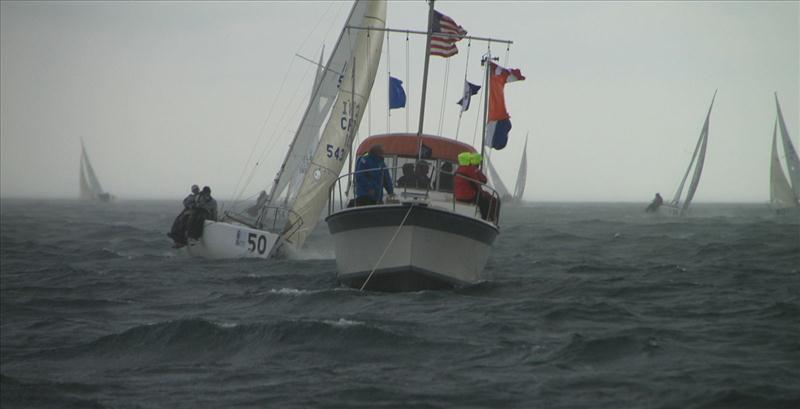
328;166;501;227
223;205;304;234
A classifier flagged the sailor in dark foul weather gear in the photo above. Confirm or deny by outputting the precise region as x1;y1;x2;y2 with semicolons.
187;186;218;240
353;144;395;206
168;184;199;248
646;192;664;213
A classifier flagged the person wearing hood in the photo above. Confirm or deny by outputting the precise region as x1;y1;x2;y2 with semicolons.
186;186;217;240
354;144;395;206
645;192;664;213
454;152;500;222
168;184;200;248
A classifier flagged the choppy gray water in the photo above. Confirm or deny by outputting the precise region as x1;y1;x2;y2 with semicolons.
1;199;799;408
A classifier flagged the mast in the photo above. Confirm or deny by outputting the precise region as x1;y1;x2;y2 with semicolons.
347;55;357;194
480;51;491;168
415;0;436;160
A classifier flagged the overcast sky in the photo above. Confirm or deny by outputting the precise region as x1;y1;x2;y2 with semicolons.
1;0;797;202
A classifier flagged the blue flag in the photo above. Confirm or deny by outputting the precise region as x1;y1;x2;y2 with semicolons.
457;81;481;112
389;76;406;109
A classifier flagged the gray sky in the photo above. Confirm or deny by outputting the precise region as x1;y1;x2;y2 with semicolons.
1;0;797;202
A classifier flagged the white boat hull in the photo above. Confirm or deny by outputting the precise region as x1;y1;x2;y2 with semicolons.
326;204;499;291
184;221;279;259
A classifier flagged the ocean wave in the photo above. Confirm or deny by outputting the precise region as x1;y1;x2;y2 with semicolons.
0;374;111;409
544;331;661;366
39;317;423;365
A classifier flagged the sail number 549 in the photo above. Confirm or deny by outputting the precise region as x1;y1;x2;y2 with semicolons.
326;144;346;161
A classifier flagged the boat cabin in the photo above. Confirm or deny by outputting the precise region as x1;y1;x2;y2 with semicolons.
355;133;477;194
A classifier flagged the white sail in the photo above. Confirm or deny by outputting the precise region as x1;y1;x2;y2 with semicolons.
775;93;800;199
79;153;92;199
670;91;716;214
282;48;329;206
486;156;511;199
513;134;528;202
268;46;338;206
282;0;387;248
770;120;797;209
80;141;107;199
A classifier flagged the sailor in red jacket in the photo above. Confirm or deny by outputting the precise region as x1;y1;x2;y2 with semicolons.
454;152;500;222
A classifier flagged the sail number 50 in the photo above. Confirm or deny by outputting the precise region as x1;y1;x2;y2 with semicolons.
247;233;269;255
326;144;346;161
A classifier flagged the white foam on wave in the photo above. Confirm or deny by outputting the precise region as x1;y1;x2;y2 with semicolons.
282;244;334;260
214;321;239;328
269;288;309;296
323;318;364;328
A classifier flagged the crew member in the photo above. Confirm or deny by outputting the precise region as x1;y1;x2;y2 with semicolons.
354;144;394;206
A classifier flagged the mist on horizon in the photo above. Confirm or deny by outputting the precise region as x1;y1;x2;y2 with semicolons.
1;1;798;204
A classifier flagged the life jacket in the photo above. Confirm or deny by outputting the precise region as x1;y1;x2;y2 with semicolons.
454;165;486;202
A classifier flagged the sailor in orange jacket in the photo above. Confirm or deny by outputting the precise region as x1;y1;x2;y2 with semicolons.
454;152;500;222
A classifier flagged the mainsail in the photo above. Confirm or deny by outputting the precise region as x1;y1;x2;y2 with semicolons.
512;134;528;202
774;93;800;200
770;93;800;209
79;141;107;200
282;0;387;248
670;91;716;214
770;120;797;208
268;47;333;207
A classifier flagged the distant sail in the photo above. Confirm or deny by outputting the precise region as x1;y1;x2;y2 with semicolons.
486;156;511;199
775;93;800;200
512;134;528;202
671;91;716;214
80;140;110;201
770;120;797;209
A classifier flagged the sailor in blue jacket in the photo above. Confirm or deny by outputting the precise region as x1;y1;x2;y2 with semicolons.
354;144;394;206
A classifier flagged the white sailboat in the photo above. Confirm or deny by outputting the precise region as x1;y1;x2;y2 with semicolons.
663;91;716;216
486;132;527;204
486;156;512;201
511;133;528;204
79;140;113;202
770;93;800;213
324;1;517;291
183;0;386;259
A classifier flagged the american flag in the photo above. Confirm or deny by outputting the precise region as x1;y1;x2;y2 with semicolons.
430;10;467;58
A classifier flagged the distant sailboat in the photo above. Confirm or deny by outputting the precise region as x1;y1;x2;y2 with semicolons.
770;93;800;213
486;156;511;201
79;140;113;202
665;91;716;216
512;133;528;204
486;132;527;204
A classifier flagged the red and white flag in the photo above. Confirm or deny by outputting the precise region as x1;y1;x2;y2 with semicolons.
485;62;525;150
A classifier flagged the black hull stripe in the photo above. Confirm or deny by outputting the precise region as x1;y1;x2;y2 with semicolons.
325;204;499;245
338;266;474;292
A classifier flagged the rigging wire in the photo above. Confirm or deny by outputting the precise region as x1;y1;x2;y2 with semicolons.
405;32;410;133
229;59;297;207
472;43;491;147
386;30;391;133
228;2;340;207
454;39;472;141
360;204;415;291
367;27;372;137
437;58;451;136
235;60;317;203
